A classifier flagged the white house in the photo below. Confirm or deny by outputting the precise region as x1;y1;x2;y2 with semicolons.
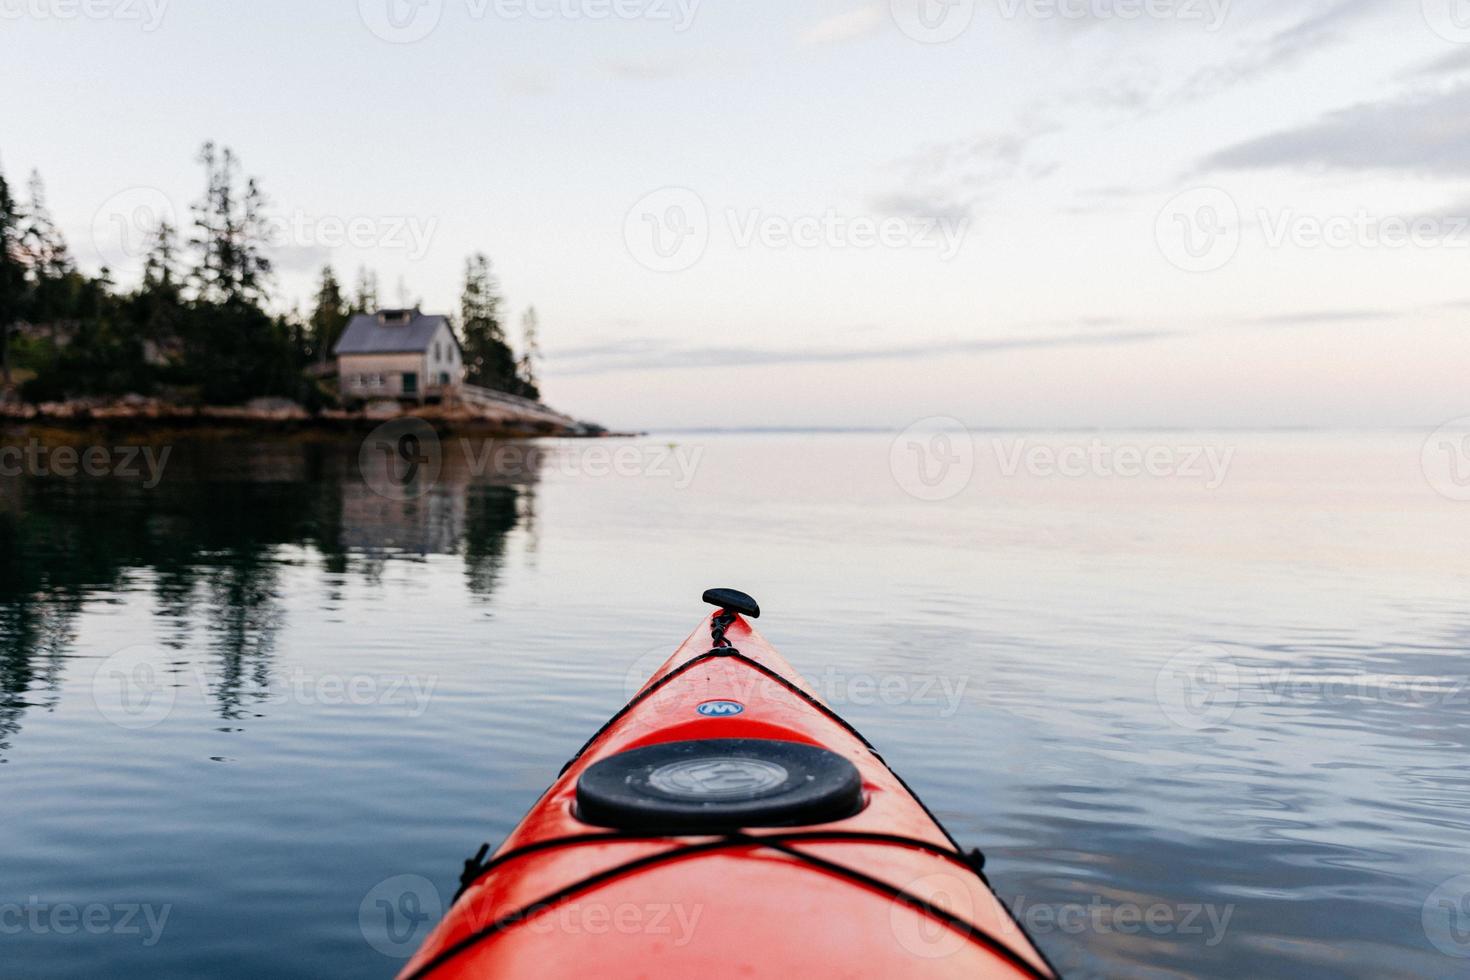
333;308;464;402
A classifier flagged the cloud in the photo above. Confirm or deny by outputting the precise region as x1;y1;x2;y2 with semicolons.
502;67;557;96
1181;0;1378;101
802;4;885;45
603;57;694;81
1200;86;1470;175
545;327;1172;375
1086;0;1378;113
867;190;974;225
872;120;1059;222
268;244;332;275
1412;47;1470;78
1244;309;1391;326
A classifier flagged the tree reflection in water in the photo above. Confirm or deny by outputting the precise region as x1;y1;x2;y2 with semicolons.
0;433;538;754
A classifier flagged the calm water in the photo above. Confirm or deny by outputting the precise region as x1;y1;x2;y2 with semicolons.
3;428;1469;978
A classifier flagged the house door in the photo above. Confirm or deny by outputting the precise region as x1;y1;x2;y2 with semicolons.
402;372;418;396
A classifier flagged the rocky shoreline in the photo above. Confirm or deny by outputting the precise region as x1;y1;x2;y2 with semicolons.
0;394;610;437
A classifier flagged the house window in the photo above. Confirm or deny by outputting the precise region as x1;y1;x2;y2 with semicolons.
434;342;441;362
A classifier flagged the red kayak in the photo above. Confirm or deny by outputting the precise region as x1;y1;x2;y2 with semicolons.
400;590;1056;979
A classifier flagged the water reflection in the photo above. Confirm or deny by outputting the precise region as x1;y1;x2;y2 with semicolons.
0;435;539;754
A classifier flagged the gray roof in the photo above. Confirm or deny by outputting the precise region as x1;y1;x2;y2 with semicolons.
333;309;458;355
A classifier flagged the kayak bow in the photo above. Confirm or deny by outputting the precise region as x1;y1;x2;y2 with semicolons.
400;591;1056;979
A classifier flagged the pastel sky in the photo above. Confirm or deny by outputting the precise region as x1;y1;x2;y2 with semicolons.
4;0;1469;430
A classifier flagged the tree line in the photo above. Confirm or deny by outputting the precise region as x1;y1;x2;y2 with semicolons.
0;143;541;407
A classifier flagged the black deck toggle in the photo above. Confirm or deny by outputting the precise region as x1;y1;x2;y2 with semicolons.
702;588;760;618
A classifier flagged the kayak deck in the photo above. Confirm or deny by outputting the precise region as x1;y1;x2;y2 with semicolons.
400;610;1056;979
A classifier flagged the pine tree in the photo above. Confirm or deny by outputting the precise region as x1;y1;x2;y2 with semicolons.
458;253;517;391
516;306;542;401
141;220;181;296
21;171;73;280
133;220;184;366
188;142;272;305
309;265;348;363
0;164;24;388
21;171;77;333
351;265;379;314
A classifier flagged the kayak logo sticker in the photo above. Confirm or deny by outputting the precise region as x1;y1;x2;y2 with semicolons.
697;700;744;717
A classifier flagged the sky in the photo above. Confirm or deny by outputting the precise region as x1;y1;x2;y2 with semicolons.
3;0;1469;431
